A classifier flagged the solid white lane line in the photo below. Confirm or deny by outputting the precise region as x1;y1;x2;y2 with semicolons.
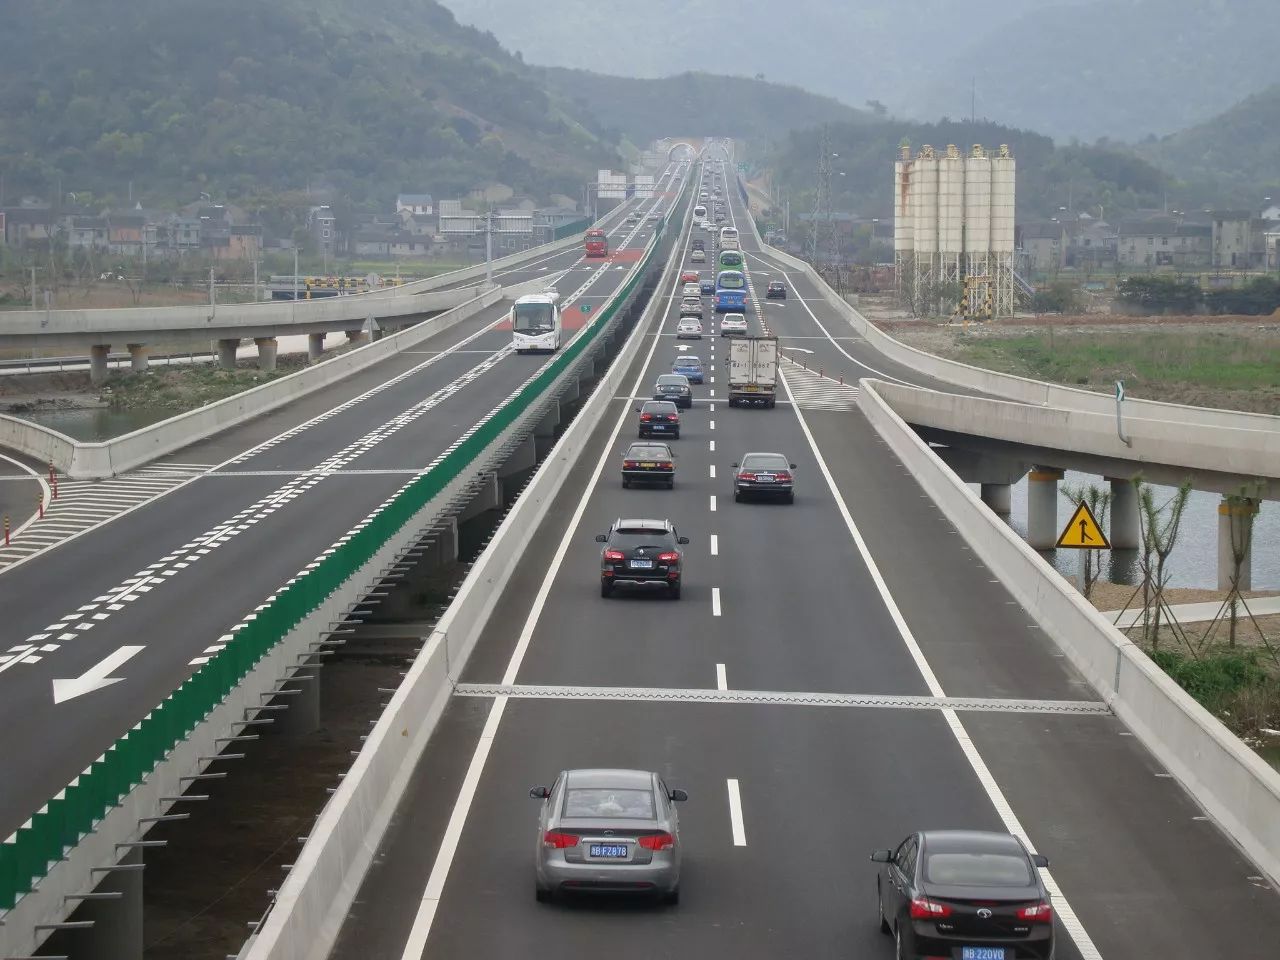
712;587;722;616
710;534;719;555
716;662;728;690
726;779;747;846
710;495;717;512
398;167;687;960
709;465;716;479
777;368;1104;959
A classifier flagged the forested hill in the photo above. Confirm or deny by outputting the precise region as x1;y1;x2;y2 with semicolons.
0;0;622;208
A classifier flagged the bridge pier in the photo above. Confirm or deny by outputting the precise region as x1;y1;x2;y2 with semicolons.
127;343;148;372
1109;478;1140;549
308;332;326;363
1218;497;1260;591
346;328;368;347
1026;467;1064;549
217;338;239;370
255;337;278;372
980;483;1012;516
89;344;111;385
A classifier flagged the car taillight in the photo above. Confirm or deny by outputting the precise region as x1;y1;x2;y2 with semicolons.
668;414;679;421
638;832;675;851
909;897;953;920
1016;902;1053;923
623;460;638;469
640;413;652;421
738;472;756;481
543;830;579;849
660;462;673;470
775;471;792;481
603;550;624;561
657;551;680;563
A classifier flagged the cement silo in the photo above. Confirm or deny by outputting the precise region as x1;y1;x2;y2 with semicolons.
991;145;1017;317
911;146;939;310
964;145;992;282
894;146;914;301
937;145;965;285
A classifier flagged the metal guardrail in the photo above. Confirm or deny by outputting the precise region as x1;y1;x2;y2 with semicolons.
0;194;677;918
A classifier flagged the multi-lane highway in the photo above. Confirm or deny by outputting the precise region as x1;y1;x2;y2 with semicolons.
327;154;1280;959
0;166;680;845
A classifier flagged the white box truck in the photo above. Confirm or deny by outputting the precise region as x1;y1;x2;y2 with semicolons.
727;336;778;407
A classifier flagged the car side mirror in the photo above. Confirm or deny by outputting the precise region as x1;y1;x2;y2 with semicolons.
869;849;893;863
529;786;550;799
634;407;642;413
790;463;797;469
731;462;740;468
594;534;607;543
1030;853;1049;868
677;536;689;545
669;789;688;802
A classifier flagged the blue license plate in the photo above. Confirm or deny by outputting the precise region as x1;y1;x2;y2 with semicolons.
756;475;775;482
651;424;668;431
630;559;654;569
962;949;1006;960
590;844;629;858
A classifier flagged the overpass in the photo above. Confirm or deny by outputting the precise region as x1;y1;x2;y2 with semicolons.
3;151;1280;960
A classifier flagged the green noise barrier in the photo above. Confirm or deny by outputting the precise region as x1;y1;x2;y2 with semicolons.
0;204;680;913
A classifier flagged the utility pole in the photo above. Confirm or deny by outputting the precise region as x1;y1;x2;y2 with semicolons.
293;247;299;301
252;257;259;301
484;207;494;286
809;124;836;274
209;266;216;317
31;266;37;310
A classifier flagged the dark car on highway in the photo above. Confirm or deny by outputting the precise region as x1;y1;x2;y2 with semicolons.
732;452;796;503
700;278;715;295
596;518;690;598
621;442;675;489
871;830;1054;960
653;373;693;409
637;400;680;439
766;280;787;299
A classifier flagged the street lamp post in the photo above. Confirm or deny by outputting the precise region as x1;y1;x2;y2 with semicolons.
484;208;494;287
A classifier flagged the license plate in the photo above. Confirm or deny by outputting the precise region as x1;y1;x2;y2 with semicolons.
640;462;656;468
630;559;654;569
962;949;1006;960
589;844;629;859
757;474;775;482
744;385;758;391
651;424;667;431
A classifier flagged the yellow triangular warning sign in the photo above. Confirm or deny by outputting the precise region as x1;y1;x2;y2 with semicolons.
1056;500;1110;549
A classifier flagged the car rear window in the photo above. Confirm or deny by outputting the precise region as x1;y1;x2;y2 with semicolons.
628;445;670;458
924;852;1032;886
643;401;677;412
744;455;789;471
564;788;655;819
657;375;686;385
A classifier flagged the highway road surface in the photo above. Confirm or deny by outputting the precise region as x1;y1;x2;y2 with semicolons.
0;166;681;844
326;155;1280;960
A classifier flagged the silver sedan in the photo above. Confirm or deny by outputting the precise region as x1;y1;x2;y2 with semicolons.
530;768;687;903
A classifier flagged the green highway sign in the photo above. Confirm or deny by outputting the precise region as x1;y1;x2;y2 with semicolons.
580;303;592;313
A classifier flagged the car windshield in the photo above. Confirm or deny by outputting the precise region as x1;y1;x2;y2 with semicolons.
717;272;745;289
512;302;554;332
924;852;1032;887
627;445;670;459
744;454;789;471
564;788;655;820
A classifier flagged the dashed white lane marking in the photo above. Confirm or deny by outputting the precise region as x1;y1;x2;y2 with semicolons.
726;779;747;846
710;534;719;555
709;495;717;513
716;663;728;691
712;586;722;617
709;440;716;452
709;465;716;479
395;170;685;959
709;419;716;430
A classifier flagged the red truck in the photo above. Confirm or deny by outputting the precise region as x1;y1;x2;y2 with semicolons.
584;228;609;258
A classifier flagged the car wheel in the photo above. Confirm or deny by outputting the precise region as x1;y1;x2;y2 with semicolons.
666;479;675;490
664;886;680;906
784;491;794;504
673;431;680;439
622;477;630;489
600;581;612;598
536;882;552;903
668;582;681;600
878;879;891;935
894;923;906;960
734;490;743;503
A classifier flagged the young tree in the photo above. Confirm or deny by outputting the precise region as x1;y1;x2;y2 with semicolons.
1134;478;1193;649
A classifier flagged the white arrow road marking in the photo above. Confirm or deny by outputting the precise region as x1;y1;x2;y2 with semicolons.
53;645;145;704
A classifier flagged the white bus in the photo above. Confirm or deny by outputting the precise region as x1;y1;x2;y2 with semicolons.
693;204;707;220
512;292;562;353
719;226;740;249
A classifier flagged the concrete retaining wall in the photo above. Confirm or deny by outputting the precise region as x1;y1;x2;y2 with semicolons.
239;186;692;960
858;377;1280;889
0;286;504;479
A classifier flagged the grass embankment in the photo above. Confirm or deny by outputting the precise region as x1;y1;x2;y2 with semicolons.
102;359;310;412
927;327;1280;413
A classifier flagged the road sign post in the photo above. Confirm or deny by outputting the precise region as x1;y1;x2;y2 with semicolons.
1115;379;1132;446
1056;499;1110;592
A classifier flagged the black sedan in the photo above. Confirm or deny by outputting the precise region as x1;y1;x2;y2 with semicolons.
766;280;787;299
653;373;693;409
732;452;796;503
871;830;1054;960
621;442;675;489
637;400;680;440
596;518;689;599
700;278;715;295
